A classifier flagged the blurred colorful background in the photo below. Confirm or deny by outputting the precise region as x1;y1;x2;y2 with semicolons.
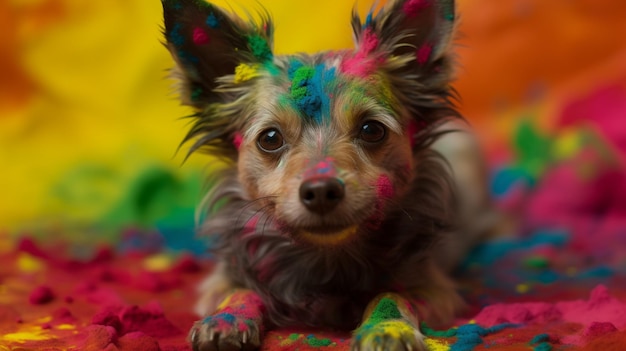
2;0;626;350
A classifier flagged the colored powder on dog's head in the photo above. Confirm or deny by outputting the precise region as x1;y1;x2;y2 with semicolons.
416;44;433;65
403;0;431;18
206;12;219;28
340;29;381;78
192;27;209;45
247;34;272;62
288;61;335;124
234;63;260;83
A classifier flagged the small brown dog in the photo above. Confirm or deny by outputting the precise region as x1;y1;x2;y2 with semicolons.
161;0;487;350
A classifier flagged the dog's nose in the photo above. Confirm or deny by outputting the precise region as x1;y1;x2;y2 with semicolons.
299;177;345;214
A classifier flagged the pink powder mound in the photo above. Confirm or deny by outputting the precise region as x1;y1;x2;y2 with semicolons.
474;285;626;345
28;285;56;305
192;27;210;45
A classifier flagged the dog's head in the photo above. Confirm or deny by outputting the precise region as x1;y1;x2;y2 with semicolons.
162;0;458;247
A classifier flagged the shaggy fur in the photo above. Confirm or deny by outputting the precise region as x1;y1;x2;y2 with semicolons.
161;0;469;349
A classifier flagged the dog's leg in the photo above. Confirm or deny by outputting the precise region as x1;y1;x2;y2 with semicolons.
189;289;266;351
351;293;426;351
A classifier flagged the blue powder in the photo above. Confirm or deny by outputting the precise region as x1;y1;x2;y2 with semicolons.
534;343;552;351
203;312;236;325
450;323;518;351
364;12;374;27
206;13;219;28
287;61;335;124
464;230;568;266
169;23;184;46
530;333;550;344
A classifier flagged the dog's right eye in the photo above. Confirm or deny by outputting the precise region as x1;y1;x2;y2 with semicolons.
257;128;285;152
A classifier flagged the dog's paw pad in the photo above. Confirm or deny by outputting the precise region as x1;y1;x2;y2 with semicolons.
351;320;426;351
189;313;261;351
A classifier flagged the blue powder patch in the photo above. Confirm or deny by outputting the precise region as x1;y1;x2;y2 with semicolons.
423;323;518;351
451;323;518;351
287;60;335;124
530;333;550;344
169;23;184;47
464;230;568;266
206;12;219;28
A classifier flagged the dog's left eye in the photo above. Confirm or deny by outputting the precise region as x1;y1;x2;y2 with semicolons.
257;128;285;152
359;121;387;143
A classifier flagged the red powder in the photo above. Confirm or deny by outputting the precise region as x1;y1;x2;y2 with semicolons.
118;302;182;338
375;175;395;199
117;331;161;351
52;307;77;324
416;44;433;65
581;330;626;351
92;309;124;334
192;27;209;45
585;322;618;337
403;0;431;18
78;325;118;351
171;254;201;274
29;285;55;305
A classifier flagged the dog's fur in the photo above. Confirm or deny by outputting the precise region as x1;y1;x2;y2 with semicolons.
161;0;481;350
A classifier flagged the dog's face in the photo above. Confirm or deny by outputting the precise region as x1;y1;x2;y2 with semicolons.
162;0;457;246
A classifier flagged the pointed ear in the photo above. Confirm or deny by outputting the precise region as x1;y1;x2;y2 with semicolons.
352;0;458;121
162;0;273;107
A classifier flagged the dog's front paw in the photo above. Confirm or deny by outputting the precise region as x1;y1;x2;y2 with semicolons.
189;312;261;351
351;319;427;351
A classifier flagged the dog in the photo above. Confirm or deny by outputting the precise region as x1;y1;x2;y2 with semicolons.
161;0;490;350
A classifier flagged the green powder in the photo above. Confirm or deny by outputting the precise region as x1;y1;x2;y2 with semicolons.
305;335;333;347
247;34;272;61
366;297;403;324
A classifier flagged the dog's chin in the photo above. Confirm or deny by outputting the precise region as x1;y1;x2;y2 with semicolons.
294;225;360;247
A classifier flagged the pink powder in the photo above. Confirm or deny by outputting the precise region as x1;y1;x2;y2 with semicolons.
375;175;395;199
416;44;433;65
192;27;210;45
233;132;243;150
474;285;626;345
29;285;55;305
340;29;381;77
360;29;379;55
403;0;431;18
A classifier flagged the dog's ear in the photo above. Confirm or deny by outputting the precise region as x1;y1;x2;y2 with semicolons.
352;0;458;125
162;0;273;108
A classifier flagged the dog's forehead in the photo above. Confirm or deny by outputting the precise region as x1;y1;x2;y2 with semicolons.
260;52;398;126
